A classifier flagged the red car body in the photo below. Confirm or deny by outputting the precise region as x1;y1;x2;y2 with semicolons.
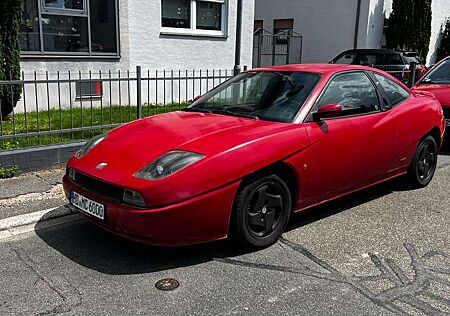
63;64;445;246
413;56;450;128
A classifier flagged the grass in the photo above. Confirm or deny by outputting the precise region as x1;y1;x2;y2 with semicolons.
0;165;20;179
0;102;188;150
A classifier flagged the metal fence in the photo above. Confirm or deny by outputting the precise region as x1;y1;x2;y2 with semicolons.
253;29;303;68
0;67;233;150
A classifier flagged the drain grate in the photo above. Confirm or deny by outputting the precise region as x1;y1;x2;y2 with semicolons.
155;278;180;291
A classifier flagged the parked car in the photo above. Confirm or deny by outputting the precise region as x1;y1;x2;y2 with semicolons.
330;49;427;84
413;56;450;129
63;64;445;248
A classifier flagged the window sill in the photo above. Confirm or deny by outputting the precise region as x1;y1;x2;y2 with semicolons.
20;54;121;60
160;29;228;39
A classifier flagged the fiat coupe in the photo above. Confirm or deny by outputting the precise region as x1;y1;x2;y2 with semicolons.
63;64;445;248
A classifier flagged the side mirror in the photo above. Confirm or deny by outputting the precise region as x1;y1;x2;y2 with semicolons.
193;95;202;102
312;103;343;121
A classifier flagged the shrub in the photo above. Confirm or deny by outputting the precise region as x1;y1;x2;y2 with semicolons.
0;0;24;120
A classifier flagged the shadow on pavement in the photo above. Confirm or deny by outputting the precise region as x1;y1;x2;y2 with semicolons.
35;215;251;275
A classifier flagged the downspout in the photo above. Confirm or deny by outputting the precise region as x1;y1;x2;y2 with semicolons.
234;0;243;75
354;0;362;49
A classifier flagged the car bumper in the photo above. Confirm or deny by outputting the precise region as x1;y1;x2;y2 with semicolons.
63;175;240;246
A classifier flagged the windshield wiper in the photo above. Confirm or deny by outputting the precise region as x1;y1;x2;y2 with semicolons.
181;107;213;114
210;108;260;120
421;78;438;84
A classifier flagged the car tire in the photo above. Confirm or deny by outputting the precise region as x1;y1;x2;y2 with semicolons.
407;135;438;188
231;174;291;248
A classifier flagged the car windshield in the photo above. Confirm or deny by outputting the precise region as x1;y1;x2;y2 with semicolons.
185;71;321;123
421;59;450;84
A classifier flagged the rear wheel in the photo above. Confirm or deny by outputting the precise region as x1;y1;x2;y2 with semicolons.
407;135;438;188
231;175;291;248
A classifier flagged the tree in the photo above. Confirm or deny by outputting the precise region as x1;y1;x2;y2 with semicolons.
437;18;450;61
386;0;432;62
0;0;24;120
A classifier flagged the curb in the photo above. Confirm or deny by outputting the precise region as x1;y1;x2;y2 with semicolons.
0;205;81;240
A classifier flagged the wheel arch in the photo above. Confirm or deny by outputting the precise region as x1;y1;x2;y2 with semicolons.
427;126;442;148
238;161;299;209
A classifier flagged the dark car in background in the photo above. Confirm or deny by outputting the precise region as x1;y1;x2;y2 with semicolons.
330;49;427;84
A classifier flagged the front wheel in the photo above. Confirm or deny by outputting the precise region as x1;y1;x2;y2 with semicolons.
407;135;438;188
231;175;292;248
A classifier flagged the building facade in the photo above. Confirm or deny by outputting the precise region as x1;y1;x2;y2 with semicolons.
16;0;255;111
254;0;450;66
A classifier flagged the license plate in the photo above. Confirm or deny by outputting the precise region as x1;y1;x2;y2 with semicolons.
446;119;450;127
71;191;105;220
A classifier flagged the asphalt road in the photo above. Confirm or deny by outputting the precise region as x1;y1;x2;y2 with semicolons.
0;153;449;316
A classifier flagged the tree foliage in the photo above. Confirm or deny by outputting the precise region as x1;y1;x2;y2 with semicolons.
0;0;24;120
386;0;432;62
437;18;450;61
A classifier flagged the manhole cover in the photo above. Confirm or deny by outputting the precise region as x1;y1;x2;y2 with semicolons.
155;278;180;291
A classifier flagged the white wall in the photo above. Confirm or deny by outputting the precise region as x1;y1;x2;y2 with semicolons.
254;0;373;63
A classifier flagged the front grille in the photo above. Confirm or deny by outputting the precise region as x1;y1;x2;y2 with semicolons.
69;169;124;203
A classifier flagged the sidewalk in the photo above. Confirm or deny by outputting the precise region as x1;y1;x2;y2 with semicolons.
0;167;67;220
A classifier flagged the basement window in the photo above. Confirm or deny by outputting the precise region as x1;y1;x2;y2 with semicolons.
76;80;103;99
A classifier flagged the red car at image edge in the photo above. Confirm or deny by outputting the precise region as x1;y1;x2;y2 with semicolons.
63;64;446;248
413;56;450;129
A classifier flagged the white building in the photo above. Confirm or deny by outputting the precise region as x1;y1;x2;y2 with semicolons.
20;0;254;72
254;0;450;66
16;0;254;112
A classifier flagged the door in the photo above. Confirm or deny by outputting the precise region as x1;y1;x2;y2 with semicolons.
302;71;396;205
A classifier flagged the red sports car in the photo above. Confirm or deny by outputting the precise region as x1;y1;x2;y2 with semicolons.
413;56;450;128
63;64;445;248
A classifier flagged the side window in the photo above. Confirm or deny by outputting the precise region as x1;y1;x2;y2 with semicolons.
315;72;380;117
373;73;410;107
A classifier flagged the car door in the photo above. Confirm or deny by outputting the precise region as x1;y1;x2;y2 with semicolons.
371;71;430;172
301;71;397;205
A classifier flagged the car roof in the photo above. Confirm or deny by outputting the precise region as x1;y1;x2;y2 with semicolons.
250;63;376;76
336;48;399;54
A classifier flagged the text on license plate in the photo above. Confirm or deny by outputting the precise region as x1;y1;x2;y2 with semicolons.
71;191;105;220
446;119;450;126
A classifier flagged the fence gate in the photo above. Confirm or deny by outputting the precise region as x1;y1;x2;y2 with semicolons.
253;29;303;68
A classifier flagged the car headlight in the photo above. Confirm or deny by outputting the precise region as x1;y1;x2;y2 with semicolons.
134;150;205;180
75;134;108;159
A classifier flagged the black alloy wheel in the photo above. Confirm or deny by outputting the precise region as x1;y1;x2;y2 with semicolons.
232;175;291;248
408;135;438;188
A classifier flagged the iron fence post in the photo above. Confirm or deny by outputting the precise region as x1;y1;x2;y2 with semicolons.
408;62;417;88
136;65;142;119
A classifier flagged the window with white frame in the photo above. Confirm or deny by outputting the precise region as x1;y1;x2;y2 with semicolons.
161;0;227;36
19;0;119;56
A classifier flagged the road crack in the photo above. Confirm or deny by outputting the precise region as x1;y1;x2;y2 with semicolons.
11;248;82;316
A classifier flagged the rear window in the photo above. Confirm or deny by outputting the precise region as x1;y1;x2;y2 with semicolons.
373;72;410;107
332;52;384;66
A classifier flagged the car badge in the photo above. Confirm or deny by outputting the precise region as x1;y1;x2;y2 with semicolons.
96;162;108;170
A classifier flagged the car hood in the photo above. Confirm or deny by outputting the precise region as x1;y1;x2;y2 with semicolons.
69;111;303;188
413;84;450;108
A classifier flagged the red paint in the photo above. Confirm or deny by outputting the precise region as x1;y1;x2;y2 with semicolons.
413;56;450;110
63;64;445;246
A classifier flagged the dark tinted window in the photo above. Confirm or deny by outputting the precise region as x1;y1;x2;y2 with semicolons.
316;72;380;116
384;53;403;65
421;59;450;84
90;0;117;53
188;71;321;123
373;73;410;107
333;52;383;66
